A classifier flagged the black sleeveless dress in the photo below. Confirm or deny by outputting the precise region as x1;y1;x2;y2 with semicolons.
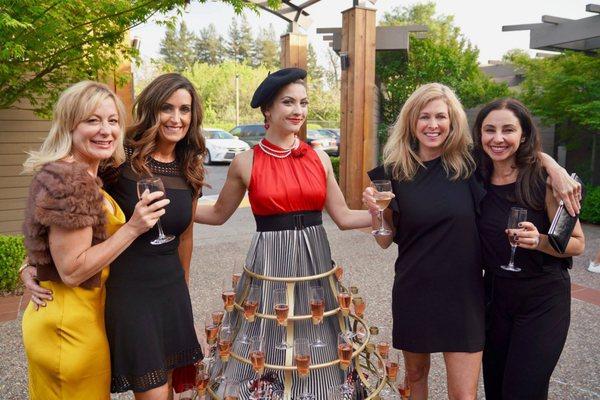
103;155;202;393
369;158;486;353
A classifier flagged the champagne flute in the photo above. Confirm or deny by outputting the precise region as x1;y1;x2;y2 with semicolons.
398;371;411;400
205;313;219;348
382;351;400;396
337;332;353;370
218;326;233;362
237;284;260;346
221;278;236;313
337;283;351;317
195;361;210;399
334;264;344;281
294;338;314;400
232;271;242;289
231;261;242;288
501;207;528;272
371;180;393;236
223;379;240;400
244;285;260;322
213;326;233;384
136;177;175;245
273;287;290;350
212;310;225;326
376;340;390;369
249;335;266;376
309;286;327;348
352;296;366;318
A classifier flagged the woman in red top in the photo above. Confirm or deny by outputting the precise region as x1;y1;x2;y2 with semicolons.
195;68;371;399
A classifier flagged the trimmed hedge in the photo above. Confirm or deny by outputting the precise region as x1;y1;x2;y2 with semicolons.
330;156;340;182
581;185;600;224
0;235;26;295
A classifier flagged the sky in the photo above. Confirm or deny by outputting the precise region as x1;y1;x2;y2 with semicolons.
131;0;593;67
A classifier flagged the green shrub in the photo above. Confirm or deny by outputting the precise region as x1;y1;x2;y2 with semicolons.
0;235;26;294
330;156;340;182
580;185;600;224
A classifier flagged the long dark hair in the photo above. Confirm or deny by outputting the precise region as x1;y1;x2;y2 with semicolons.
127;73;206;195
473;98;546;210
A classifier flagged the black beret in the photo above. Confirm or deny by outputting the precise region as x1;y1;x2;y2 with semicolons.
250;68;307;109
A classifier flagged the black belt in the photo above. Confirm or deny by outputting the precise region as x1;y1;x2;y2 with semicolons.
254;211;322;232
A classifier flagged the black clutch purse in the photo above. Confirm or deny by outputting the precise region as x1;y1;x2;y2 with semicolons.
547;173;584;254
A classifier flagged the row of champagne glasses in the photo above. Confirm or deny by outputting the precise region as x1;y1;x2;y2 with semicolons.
211;267;370;398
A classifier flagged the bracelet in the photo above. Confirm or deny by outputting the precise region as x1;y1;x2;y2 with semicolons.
18;263;31;273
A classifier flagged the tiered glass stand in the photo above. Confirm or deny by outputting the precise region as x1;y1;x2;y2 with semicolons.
204;264;394;400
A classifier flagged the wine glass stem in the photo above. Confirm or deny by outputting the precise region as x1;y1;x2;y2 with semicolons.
508;245;517;267
301;375;308;396
156;218;167;239
379;210;384;231
281;324;286;346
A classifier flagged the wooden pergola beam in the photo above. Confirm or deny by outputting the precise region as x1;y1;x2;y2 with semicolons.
503;4;600;52
317;25;427;53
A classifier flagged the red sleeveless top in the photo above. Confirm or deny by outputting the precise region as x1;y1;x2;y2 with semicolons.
248;139;327;216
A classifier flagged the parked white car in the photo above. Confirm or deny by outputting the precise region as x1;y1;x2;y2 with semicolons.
203;128;250;164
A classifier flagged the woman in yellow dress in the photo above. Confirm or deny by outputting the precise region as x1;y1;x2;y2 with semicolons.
20;81;169;400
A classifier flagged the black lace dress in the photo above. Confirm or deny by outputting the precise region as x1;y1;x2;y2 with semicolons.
103;154;202;393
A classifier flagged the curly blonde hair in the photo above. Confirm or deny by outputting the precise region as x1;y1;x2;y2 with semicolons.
383;83;474;181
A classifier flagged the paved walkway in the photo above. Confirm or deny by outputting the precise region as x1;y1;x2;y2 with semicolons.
0;208;598;399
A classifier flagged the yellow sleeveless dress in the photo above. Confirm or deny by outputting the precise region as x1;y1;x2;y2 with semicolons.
22;191;125;400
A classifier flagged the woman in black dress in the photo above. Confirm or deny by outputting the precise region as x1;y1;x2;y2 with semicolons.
364;83;485;399
474;98;584;399
361;84;581;399
102;73;206;398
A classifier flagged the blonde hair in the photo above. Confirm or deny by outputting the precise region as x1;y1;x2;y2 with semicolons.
23;81;126;173
383;83;474;181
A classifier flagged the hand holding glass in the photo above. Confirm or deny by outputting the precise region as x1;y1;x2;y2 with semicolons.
501;207;528;272
371;180;393;236
136;177;175;245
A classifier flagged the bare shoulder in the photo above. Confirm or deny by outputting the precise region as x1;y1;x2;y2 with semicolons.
230;148;253;186
313;148;332;168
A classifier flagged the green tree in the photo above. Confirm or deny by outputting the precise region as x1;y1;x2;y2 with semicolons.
305;44;339;125
159;20;197;72
252;24;280;69
377;2;508;124
184;61;270;125
0;0;280;115
307;43;325;87
195;23;226;65
227;15;254;64
325;47;340;91
508;50;600;184
507;51;600;133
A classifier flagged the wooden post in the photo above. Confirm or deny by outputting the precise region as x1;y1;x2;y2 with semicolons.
113;61;134;125
280;32;308;141
340;5;376;209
